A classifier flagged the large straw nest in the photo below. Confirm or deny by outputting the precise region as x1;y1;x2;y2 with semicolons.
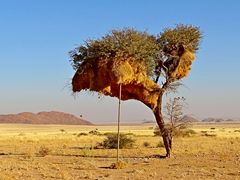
72;50;196;108
170;50;195;80
72;57;160;109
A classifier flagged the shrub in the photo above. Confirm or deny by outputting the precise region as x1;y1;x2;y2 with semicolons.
201;133;217;137
98;133;135;149
60;129;65;133
89;129;101;135
154;125;197;137
38;145;51;157
77;132;88;137
174;129;197;137
143;141;151;148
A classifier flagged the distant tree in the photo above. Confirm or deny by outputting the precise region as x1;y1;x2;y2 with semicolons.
60;129;65;134
165;97;191;132
70;24;202;157
154;97;191;137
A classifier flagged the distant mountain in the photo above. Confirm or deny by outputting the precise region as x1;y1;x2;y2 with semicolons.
0;111;93;125
142;119;155;124
202;118;235;122
180;115;199;122
142;115;199;124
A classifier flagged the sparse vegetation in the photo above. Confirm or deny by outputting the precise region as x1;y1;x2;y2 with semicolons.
203;133;217;137
60;129;66;134
143;141;151;148
81;146;93;157
38;145;51;157
0;124;239;179
174;129;197;137
89;129;101;135
77;132;88;137
97;133;136;149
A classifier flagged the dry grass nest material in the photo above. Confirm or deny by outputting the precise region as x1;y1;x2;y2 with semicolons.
110;161;127;169
72;49;195;108
72;57;160;108
171;50;195;79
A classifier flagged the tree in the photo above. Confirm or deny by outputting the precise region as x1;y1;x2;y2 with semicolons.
70;25;202;157
165;97;191;132
154;97;192;139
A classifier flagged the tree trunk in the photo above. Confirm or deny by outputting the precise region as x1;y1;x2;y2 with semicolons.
153;92;172;158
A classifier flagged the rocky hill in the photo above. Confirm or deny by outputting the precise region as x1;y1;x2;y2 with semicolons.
142;115;199;124
0;111;92;125
201;118;235;123
181;115;199;122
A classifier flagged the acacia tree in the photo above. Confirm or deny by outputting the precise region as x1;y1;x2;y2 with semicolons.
70;25;202;157
154;97;189;133
165;97;190;132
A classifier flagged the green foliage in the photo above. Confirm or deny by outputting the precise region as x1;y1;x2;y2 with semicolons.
70;25;202;80
158;24;202;53
98;133;135;149
70;28;159;76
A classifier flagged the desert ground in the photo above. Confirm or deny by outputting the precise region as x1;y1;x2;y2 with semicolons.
0;123;240;180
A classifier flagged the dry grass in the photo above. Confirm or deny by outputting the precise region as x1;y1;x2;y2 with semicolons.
0;123;240;179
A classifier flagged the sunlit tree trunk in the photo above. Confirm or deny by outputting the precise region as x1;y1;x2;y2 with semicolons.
152;91;172;158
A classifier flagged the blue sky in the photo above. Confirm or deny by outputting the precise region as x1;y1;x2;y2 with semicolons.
0;0;240;123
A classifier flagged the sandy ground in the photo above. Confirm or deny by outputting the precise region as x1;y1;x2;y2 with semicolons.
0;123;240;180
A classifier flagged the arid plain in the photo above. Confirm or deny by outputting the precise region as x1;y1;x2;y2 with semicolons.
0;123;240;180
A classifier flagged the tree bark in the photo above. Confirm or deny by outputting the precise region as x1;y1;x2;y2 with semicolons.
153;91;172;158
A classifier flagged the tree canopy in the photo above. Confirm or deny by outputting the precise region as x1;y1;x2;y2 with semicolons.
70;24;202;109
70;25;202;82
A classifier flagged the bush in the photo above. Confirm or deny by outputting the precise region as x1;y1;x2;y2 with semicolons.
98;133;135;149
89;129;101;135
201;133;217;137
174;129;197;137
143;141;151;148
60;129;65;133
38;145;51;157
77;132;88;137
154;125;197;137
